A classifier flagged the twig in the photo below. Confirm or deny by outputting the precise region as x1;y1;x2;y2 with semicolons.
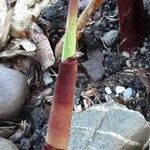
76;0;103;39
55;0;103;60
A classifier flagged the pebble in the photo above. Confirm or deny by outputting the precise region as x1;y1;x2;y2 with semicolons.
105;87;112;95
79;0;90;10
82;51;105;81
43;71;53;85
140;47;147;54
19;138;30;150
123;87;133;100
143;41;148;47
139;63;142;67
115;86;125;94
0;66;27;120
126;60;131;67
145;65;149;69
136;92;140;98
102;30;118;46
0;137;19;150
143;0;150;15
122;52;130;58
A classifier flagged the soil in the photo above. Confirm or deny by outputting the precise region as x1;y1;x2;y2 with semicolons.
1;0;150;150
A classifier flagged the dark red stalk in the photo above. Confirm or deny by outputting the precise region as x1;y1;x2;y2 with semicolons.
43;58;77;150
117;0;144;53
43;143;64;150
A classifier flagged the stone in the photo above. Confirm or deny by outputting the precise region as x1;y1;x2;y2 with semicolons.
143;41;148;47
69;102;150;150
0;137;19;150
115;86;125;94
43;71;53;85
126;60;131;67
82;51;105;81
143;0;150;15
79;0;90;10
19;138;30;150
122;52;130;58
105;87;112;95
123;87;133;100
102;30;118;46
0;66;27;120
140;47;147;54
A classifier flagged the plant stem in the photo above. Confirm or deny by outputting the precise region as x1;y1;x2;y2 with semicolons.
61;0;78;61
43;142;64;150
43;0;78;149
43;58;77;150
55;0;103;60
117;0;144;53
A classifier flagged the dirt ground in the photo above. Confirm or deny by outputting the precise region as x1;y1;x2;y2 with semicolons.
0;0;150;149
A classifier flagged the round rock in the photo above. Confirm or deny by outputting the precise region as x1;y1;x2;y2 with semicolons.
105;87;112;95
123;87;133;100
0;66;27;120
102;30;118;46
115;86;125;94
0;138;19;150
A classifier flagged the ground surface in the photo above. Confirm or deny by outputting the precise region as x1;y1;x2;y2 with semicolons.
0;0;150;149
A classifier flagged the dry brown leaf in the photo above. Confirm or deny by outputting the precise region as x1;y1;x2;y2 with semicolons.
0;49;35;59
30;22;55;70
0;0;14;50
10;0;54;38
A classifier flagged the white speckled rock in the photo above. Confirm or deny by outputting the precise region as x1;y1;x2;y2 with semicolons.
0;66;27;120
69;102;150;150
115;86;125;94
105;87;112;95
0;138;19;150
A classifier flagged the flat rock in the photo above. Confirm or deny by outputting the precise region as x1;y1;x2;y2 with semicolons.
0;138;19;150
82;51;105;81
69;102;150;150
0;66;27;120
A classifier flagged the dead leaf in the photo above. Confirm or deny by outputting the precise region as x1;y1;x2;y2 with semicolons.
30;22;55;70
0;0;14;49
10;0;53;38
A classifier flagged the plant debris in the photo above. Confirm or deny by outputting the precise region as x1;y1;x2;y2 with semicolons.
0;0;150;149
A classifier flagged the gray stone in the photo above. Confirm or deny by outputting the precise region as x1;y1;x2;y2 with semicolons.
123;87;133;100
126;60;131;67
143;0;150;15
140;47;147;54
82;51;105;81
122;52;130;58
43;71;53;85
69;102;150;150
0;138;19;150
79;0;90;10
102;30;118;46
0;66;27;120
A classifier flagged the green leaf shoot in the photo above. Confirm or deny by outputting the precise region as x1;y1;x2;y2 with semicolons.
61;0;78;61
